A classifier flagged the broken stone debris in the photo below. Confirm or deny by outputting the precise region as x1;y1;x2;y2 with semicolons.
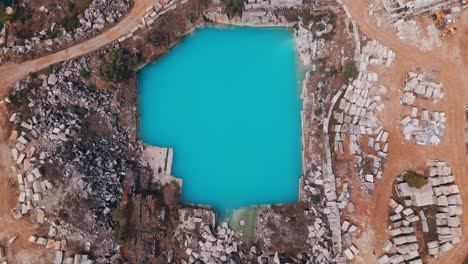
4;0;131;57
399;72;446;145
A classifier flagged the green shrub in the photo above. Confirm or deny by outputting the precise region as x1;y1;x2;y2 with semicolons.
317;23;326;31
113;204;129;245
113;206;129;223
223;0;244;18
113;224;128;245
403;171;428;188
311;195;321;204
79;69;91;79
283;8;299;23
28;72;37;79
61;15;80;31
301;9;313;25
343;62;358;80
0;4;11;25
98;48;135;82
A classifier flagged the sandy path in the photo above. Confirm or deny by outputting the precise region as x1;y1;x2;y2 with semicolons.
341;0;468;263
0;0;159;99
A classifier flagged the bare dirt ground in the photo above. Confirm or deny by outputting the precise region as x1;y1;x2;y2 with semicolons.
341;0;468;263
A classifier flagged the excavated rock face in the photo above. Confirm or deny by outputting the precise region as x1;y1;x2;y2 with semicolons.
123;183;182;264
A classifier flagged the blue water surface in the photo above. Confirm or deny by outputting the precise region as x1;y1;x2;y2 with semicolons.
138;26;302;214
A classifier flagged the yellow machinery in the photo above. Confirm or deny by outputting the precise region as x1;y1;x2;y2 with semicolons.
440;27;457;39
432;11;447;29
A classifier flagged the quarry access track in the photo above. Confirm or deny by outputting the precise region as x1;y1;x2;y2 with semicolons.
0;0;160;99
341;0;468;263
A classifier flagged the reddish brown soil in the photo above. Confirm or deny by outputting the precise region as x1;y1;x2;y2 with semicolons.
340;1;468;263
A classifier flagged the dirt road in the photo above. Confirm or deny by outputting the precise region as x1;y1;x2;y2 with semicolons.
0;0;160;99
341;0;468;263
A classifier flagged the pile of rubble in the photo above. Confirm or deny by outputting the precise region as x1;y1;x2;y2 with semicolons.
378;160;463;263
119;0;188;43
301;76;349;263
401;72;444;105
245;0;302;9
332;40;394;190
399;110;446;145
204;0;301;26
8;57;128;220
400;72;446;145
30;232;94;264
174;208;243;263
4;0;131;57
5;52;136;260
295;25;325;66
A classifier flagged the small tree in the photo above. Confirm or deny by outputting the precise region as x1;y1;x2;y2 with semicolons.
403;171;428;188
61;15;80;31
98;48;135;82
223;0;245;18
145;29;168;46
343;62;358;80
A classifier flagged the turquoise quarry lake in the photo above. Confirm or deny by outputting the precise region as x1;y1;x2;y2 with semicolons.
138;26;302;216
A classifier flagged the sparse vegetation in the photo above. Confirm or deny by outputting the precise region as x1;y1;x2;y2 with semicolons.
283;8;299;23
312;195;321;204
61;14;80;31
79;69;91;79
0;4;11;25
98;48;135;82
62;0;92;31
403;171;428;188
11;5;32;25
201;0;211;8
223;0;245;18
8;86;31;105
145;29;169;46
343;62;358;80
113;204;129;245
300;9;313;25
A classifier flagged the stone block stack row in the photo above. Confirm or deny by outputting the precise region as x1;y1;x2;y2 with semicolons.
378;160;462;263
330;39;394;191
426;160;463;256
401;72;444;105
358;40;395;71
9;111;58;218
